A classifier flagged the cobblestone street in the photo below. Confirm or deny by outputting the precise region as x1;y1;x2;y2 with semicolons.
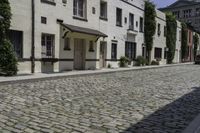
0;65;200;133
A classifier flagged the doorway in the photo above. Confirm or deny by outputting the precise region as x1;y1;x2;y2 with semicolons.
74;39;85;70
99;42;107;68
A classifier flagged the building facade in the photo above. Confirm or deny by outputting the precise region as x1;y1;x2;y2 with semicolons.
160;0;200;32
8;0;182;73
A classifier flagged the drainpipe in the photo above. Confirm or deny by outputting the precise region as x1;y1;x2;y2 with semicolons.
31;0;35;73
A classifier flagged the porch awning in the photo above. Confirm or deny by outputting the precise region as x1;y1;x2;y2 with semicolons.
61;23;108;37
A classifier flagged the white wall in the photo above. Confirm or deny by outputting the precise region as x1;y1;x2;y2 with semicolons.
152;10;167;65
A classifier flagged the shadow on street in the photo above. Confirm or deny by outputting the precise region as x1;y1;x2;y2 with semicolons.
122;87;200;133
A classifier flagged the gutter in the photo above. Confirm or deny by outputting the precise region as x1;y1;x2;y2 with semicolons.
31;0;35;73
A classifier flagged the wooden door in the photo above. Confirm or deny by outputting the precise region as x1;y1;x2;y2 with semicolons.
74;39;85;70
99;42;106;68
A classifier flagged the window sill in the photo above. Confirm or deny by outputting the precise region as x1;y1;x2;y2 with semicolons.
99;17;108;21
64;48;71;51
89;50;95;52
73;16;88;22
116;24;122;27
41;0;56;6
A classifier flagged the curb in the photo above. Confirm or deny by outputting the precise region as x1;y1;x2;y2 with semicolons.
0;63;193;85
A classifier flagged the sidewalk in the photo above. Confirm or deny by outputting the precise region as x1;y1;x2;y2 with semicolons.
0;63;193;84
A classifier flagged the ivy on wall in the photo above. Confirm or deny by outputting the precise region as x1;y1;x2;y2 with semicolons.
144;1;156;64
166;13;177;64
0;0;18;76
193;33;199;59
181;22;188;61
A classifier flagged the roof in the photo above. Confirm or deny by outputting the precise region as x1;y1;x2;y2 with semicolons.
159;0;200;11
61;23;107;37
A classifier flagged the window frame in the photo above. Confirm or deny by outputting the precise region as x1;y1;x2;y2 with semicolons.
100;0;108;20
73;0;87;19
154;47;162;59
157;23;161;36
111;43;117;60
139;17;144;32
64;37;71;51
129;13;134;30
125;41;137;60
89;40;95;52
41;33;55;58
116;8;122;27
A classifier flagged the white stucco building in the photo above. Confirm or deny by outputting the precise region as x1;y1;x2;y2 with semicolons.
8;0;182;73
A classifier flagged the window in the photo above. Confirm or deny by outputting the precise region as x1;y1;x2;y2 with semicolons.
179;30;181;41
139;17;143;32
129;13;134;30
41;34;54;57
154;47;162;59
196;8;200;16
125;42;136;59
62;0;67;4
64;38;70;50
116;8;122;26
183;9;192;18
125;17;127;24
92;7;96;14
157;23;161;36
73;0;86;18
111;43;117;59
172;11;180;18
41;17;47;24
142;46;146;58
100;1;107;20
8;30;23;59
89;41;94;52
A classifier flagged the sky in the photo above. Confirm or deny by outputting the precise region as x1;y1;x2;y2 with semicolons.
151;0;177;8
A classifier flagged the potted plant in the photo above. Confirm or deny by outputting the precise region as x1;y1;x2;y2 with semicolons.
119;56;130;67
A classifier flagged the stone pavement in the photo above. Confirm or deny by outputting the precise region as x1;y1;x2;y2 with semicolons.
0;63;192;84
0;64;200;133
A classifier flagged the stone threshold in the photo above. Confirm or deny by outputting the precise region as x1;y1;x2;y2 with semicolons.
0;63;193;84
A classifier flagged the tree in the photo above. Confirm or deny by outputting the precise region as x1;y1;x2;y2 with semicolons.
193;33;199;60
0;0;18;76
144;1;156;65
181;22;188;61
166;13;177;64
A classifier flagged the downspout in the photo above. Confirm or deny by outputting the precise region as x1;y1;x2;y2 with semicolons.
31;0;35;73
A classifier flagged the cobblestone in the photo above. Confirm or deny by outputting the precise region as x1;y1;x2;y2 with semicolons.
0;65;200;133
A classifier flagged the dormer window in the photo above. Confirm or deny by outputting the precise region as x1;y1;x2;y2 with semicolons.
73;0;87;19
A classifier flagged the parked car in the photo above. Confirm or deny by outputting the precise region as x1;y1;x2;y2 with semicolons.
195;55;200;64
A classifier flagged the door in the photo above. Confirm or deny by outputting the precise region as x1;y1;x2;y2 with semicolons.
99;42;106;68
74;39;85;70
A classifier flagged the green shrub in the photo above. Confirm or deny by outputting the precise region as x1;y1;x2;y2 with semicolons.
151;60;159;65
136;56;147;66
107;63;111;68
0;39;18;76
119;56;130;67
0;0;18;76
